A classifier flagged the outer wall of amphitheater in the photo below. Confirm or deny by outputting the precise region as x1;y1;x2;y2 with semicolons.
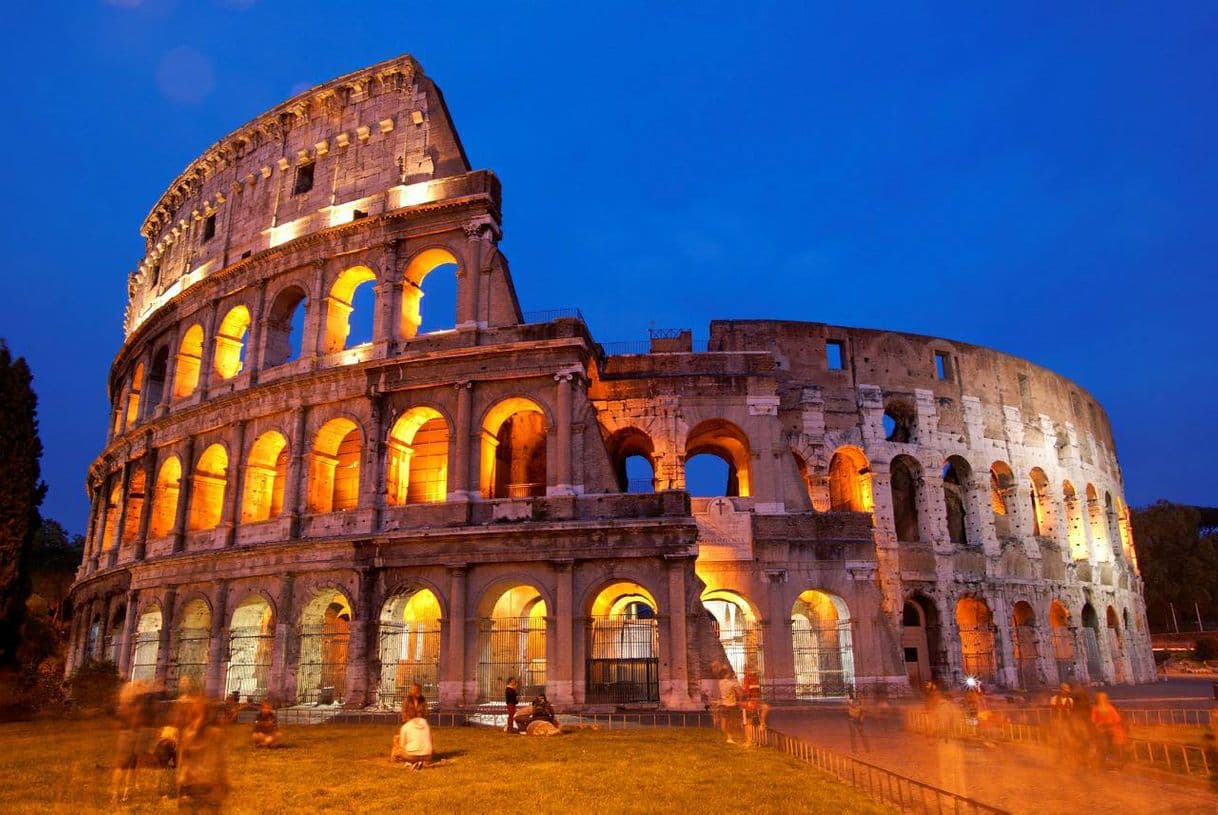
66;54;1154;712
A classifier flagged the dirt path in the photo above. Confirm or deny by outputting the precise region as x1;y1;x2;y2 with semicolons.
770;710;1218;815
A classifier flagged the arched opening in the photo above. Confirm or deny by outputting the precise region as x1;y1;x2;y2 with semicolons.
955;596;996;683
1081;602;1103;680
323;266;377;353
172;324;205;399
942;456;971;546
685;419;751;497
147;346;169;408
308;418;362;513
1104;492;1120;558
86;613;103;661
890;455;921;543
481;398;547;499
121;467;147;545
703;590;764;682
387;408;450;505
100;482;121;553
105;606;125;665
150;456;182;538
989;461;1015;538
902;594;945;688
212;305;251;380
1116;498;1136;568
587;581;660;704
241;431;289;523
1063;481;1087;560
130;606;162;681
476;583;547;703
378;587;442;709
263;286;307;368
225;596;274;702
187;444;228;531
1049;600;1075;684
297;589;352;705
883;399;916;443
829;446;873;512
791;590;855;698
1029;468;1053;537
1011;601;1040;689
172;599;211;693
1106;605;1126;682
606;427;656;493
1086;484;1107;555
401;248;459;338
125;362;144;428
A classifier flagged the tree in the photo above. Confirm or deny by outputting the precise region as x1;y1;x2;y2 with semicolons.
0;341;47;667
1132;501;1218;632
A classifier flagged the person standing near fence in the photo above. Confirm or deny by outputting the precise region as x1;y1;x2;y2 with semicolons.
847;690;870;753
504;677;519;734
1090;692;1126;768
718;667;742;745
1049;683;1074;760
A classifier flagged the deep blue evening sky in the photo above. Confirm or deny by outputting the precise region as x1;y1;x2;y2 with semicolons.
2;2;1215;534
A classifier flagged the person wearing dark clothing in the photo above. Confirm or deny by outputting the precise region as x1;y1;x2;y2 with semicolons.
504;678;519;733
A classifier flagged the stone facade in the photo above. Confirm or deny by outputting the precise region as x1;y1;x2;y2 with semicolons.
66;55;1154;711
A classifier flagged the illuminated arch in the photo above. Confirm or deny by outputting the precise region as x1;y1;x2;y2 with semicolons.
475;581;548;702
149;456;182;538
323;265;377;353
1049;599;1076;684
172;323;205;399
225;595;274;702
172;598;211;692
308;418;362;513
791;589;854;697
586;581;660;704
125;362;145;428
212;305;251;380
1029;468;1053;537
480;397;547;499
378;586;443;708
241;431;289;522
702;589;764;680
121;467;146;545
387;407;450;505
955;596;996;682
828;446;872;512
130;605;162;681
263;285;307;368
187;444;228;531
296;587;353;704
606;426;656;493
1062;481;1086;560
1086;483;1107;554
685;419;751;497
401;247;459;339
1011;600;1040;688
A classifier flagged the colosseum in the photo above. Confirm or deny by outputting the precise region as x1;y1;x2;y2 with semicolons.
65;54;1154;711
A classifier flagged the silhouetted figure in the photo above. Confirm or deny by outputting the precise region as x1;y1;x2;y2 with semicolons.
504;677;519;733
847;690;871;752
251;702;280;748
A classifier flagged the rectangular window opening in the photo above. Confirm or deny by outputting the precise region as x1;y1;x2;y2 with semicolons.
292;163;315;196
934;351;951;381
352;209;367;221
826;340;845;371
201;213;216;242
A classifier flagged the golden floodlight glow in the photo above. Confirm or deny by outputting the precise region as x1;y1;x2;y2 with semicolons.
390;179;441;209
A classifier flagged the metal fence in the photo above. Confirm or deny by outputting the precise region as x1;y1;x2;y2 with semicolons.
585;618;660;704
522;308;585;323
757;727;1010;814
1128;737;1213;778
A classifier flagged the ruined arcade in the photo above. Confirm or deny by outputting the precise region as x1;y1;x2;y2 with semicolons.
66;55;1154;711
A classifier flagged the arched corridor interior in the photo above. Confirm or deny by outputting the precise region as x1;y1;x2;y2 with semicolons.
296;590;351;705
477;584;546;702
378;587;442;708
1049;600;1076;684
955;597;996;683
587;582;659;704
130;607;162;681
791;590;855;698
901;595;945;689
225;596;274;701
703;590;763;681
1011;601;1040;689
172;599;211;692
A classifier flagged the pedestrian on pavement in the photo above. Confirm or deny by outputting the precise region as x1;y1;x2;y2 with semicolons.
1090;692;1126;768
847;690;870;753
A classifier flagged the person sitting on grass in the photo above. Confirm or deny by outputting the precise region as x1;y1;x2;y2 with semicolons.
517;693;562;735
391;696;434;769
251;701;281;748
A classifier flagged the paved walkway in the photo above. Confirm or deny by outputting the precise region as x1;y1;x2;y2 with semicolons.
771;709;1218;815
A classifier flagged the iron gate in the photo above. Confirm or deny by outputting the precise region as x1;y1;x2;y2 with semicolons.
791;620;855;698
1082;628;1103;681
586;618;660;704
715;619;765;681
171;628;210;691
130;631;159;682
1051;628;1076;683
296;622;350;704
378;620;441;709
957;625;997;683
477;616;546;702
1013;625;1040;689
225;626;274;702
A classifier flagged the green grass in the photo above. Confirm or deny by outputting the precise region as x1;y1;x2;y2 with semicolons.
0;718;893;814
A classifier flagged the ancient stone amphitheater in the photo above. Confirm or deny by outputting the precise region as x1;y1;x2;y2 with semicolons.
66;54;1154;710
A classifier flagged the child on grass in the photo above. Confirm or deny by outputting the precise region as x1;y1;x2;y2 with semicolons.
391;696;434;769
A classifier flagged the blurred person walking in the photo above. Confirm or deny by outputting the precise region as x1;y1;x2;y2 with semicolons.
1090;692;1126;769
718;667;743;745
1049;683;1074;759
176;697;229;813
847;690;870;753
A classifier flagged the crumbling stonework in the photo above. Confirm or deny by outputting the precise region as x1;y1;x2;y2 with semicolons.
67;55;1153;711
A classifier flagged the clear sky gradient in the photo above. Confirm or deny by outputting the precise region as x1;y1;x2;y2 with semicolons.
2;1;1215;534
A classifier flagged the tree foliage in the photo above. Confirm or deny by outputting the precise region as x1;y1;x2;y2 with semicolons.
1132;500;1218;632
0;341;47;667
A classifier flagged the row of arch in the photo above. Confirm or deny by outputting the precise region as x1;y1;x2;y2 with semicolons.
111;251;461;438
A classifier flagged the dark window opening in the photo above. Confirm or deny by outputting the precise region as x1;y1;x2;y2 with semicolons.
149;261;161;286
826;340;845;371
293;163;315;196
241;250;252;260
352;209;368;221
904;647;919;662
934;352;951;381
201;213;216;242
883;401;916;443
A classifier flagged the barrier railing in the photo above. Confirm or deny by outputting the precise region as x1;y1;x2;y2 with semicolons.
1128;737;1213;778
257;706;715;730
522;307;585;323
756;727;1010;814
1005;706;1213;728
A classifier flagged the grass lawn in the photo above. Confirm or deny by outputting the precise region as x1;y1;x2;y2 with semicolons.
0;718;893;814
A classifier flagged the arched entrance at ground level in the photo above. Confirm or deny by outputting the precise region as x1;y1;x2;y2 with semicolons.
1049;601;1076;684
86;612;103;662
131;607;162;681
955;597;996;683
171;599;211;693
1107;606;1127;683
378;587;442;709
587;582;660;704
297;590;351;705
225;597;274;702
477;584;546;703
1011;601;1041;689
902;594;946;689
703;590;764;682
1081;603;1103;681
791;590;855;698
105;606;125;666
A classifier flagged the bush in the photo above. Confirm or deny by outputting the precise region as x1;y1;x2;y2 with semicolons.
1194;636;1218;661
67;659;120;715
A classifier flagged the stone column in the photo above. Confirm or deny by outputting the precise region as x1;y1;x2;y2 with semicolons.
270;575;296;704
93;474;116;570
245;280;268;385
197;301;220;395
549;372;576;496
550;560;575;706
440;565;467;707
158;327;179;418
172;438;196;553
457;222;486;328
134;346;155;424
375;239;401;353
307;260;329;359
448;381;474;501
134;446;159;561
661;556;699;709
221;421;247;546
110;461;134;567
363;395;384;516
84;487;103;573
116;590;140;679
205;581;230;697
343;567;376;708
990;595;1018;689
154;589;177;685
284;407;308;538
